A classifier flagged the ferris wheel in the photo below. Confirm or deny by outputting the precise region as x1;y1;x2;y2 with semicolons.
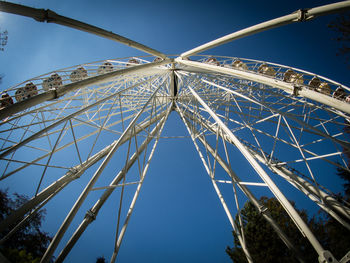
1;1;350;263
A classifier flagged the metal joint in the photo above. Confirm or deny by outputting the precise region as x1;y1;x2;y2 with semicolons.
67;167;79;177
50;88;59;100
46;9;59;23
296;9;309;22
32;8;48;22
340;251;350;263
259;205;268;214
84;209;96;221
318;250;338;263
293;85;302;96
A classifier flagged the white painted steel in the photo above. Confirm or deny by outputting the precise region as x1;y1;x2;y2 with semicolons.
177;105;305;263
176;59;350;114
0;1;167;59
178;106;254;263
54;107;171;263
178;97;350;230
40;74;169;263
0;60;171;120
109;107;170;263
0;3;349;261
0;53;348;262
0;111;167;233
185;84;335;261
180;1;350;58
0;1;350;263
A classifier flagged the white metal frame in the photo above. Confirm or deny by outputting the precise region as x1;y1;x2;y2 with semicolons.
0;1;350;263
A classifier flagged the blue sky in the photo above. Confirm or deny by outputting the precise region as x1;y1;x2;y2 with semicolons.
1;0;349;262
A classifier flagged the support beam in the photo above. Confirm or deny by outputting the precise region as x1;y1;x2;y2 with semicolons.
193;76;350;150
53;106;171;263
248;144;350;228
0;183;63;245
179;103;350;232
184;85;337;263
109;109;168;263
0;74;166;159
178;107;252;263
177;105;305;263
176;60;350;115
0;1;167;59
40;82;165;263
0;110;167;234
180;1;350;58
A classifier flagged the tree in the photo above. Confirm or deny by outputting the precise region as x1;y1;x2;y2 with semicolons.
96;256;106;263
329;12;350;66
226;196;326;263
0;28;8;51
337;122;350;197
0;189;52;263
328;122;350;260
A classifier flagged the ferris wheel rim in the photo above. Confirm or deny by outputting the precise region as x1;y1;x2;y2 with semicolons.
0;56;349;263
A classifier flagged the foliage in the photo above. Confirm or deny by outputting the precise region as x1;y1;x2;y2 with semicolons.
329;12;350;66
227;121;350;263
96;256;107;263
0;189;52;263
226;197;322;263
226;196;350;263
337;166;350;197
328;122;350;259
0;28;8;52
337;122;350;197
3;248;40;263
322;214;350;261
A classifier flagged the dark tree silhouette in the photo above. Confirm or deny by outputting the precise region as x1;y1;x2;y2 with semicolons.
0;189;52;263
226;196;324;263
337;122;350;197
0;28;8;51
96;256;106;263
329;12;350;66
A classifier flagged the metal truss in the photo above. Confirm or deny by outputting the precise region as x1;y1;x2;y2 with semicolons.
1;1;350;263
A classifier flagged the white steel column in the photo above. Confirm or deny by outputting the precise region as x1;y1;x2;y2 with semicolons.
177;106;305;263
0;110;167;234
185;85;337;263
40;80;167;263
54;106;171;263
184;74;350;152
109;106;169;263
246;144;350;229
180;103;350;230
178;106;253;263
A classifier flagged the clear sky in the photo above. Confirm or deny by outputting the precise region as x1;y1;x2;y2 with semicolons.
0;0;349;263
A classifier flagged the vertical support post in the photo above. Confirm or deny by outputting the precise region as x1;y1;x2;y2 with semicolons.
178;101;350;229
177;104;253;263
0;111;167;241
109;108;168;262
53;106;171;263
185;85;337;263
178;105;307;262
41;83;165;263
